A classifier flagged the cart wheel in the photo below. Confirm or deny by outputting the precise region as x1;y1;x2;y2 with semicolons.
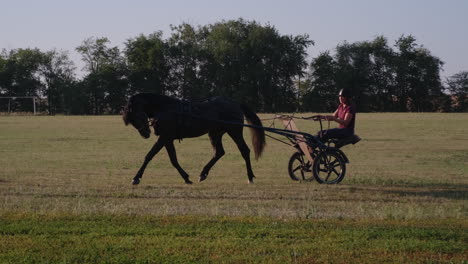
313;150;346;184
288;152;314;181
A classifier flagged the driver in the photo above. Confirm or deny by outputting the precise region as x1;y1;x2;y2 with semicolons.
316;89;356;142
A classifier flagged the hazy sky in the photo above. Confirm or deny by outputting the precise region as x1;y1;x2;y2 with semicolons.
2;0;467;79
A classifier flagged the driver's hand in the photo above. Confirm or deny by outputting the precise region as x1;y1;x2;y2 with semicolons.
311;115;321;121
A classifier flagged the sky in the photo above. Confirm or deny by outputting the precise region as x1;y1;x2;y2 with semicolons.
1;0;467;79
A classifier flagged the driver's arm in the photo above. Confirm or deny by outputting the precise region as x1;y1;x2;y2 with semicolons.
320;109;338;121
332;113;353;127
322;109;338;121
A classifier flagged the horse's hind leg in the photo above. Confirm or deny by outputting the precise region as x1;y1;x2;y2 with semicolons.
133;137;166;185
165;140;192;184
227;129;256;184
199;131;225;182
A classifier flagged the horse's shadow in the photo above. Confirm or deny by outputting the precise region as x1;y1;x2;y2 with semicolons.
377;183;468;201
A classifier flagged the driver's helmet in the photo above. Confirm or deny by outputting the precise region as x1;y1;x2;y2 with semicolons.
338;89;353;98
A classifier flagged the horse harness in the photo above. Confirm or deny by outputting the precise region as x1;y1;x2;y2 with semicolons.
176;100;192;139
148;100;194;140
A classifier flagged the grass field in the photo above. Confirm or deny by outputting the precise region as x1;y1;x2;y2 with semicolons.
0;113;467;263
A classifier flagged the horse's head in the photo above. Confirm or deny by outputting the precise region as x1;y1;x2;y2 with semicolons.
122;99;151;139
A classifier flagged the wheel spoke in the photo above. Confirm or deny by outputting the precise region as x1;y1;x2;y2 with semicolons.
298;156;304;163
319;162;327;172
326;169;340;181
331;163;341;170
293;165;302;172
330;158;339;167
320;157;327;167
313;151;346;184
332;168;340;176
290;152;320;182
320;157;328;172
325;170;332;181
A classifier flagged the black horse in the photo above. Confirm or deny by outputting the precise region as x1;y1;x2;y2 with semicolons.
122;93;266;185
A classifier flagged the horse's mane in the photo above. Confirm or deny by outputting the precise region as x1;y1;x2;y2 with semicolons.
122;93;180;125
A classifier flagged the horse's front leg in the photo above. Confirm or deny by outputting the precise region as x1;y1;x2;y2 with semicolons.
132;137;166;185
165;140;192;184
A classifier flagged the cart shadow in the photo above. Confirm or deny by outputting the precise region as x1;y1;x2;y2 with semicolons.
379;184;468;201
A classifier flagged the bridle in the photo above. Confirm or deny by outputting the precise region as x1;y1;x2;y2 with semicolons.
128;110;151;133
133;121;150;133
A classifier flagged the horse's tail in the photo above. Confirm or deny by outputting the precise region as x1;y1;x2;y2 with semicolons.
241;104;266;160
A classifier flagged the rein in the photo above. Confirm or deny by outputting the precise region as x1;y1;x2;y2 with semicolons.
260;114;330;147
130;101;325;148
132;117;156;134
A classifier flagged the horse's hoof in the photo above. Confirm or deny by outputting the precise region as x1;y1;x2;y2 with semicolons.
185;180;193;185
248;175;255;184
132;178;140;185
199;174;208;182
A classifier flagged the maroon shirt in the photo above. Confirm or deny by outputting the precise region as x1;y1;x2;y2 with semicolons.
336;103;356;132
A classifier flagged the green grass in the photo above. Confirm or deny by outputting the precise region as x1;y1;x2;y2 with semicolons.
0;113;467;263
1;214;466;264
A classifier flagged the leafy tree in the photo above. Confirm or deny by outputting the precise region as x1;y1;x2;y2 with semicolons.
201;20;256;103
39;50;76;115
61;80;89;115
167;23;206;99
446;71;468;111
0;48;44;112
77;37;127;114
0;48;43;97
201;19;312;111
366;36;397;111
305;35;444;112
302;51;337;112
124;32;169;95
0;51;8;95
334;40;379;112
0;21;453;114
394;35;444;111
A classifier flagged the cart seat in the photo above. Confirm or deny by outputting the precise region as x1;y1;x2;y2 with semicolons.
334;135;361;148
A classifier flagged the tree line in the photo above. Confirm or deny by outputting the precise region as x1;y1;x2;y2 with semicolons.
0;19;466;114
